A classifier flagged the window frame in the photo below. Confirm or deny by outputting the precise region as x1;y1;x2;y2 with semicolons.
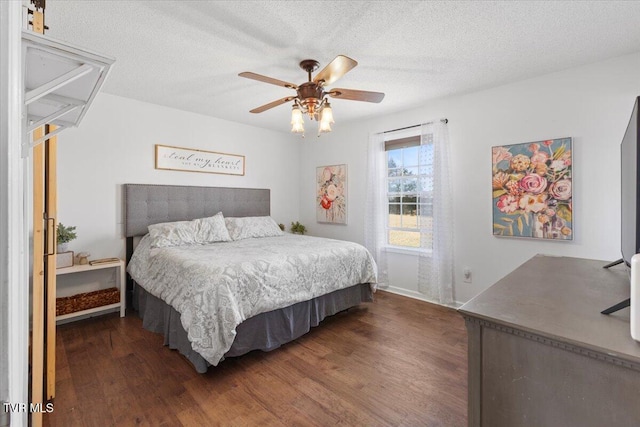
384;130;434;252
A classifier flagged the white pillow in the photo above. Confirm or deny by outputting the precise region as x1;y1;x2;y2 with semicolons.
148;220;197;248
225;216;284;240
194;212;232;244
148;212;233;248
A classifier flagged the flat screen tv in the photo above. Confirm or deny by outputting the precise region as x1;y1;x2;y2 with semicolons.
602;96;640;315
621;96;640;267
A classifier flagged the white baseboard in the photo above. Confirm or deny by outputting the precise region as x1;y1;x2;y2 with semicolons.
378;285;463;309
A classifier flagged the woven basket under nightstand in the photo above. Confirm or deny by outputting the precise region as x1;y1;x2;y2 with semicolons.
56;287;120;316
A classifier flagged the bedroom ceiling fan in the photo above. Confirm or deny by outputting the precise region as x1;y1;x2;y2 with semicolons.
239;55;385;137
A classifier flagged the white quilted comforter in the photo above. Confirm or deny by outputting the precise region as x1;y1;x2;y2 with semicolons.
127;234;377;366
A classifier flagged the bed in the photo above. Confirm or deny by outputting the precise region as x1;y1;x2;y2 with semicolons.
123;184;377;373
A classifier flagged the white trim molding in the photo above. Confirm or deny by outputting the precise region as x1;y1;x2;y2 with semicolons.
380;287;462;309
1;1;28;426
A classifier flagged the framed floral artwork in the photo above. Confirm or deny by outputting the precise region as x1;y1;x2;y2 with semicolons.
317;164;347;224
492;138;572;240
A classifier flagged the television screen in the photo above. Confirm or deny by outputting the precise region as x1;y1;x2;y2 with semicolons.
621;97;640;266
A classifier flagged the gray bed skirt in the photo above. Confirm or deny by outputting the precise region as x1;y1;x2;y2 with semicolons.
133;283;373;373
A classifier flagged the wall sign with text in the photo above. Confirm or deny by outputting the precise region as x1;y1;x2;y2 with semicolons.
155;144;245;176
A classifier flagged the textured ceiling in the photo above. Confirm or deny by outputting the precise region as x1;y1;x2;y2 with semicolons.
45;1;640;133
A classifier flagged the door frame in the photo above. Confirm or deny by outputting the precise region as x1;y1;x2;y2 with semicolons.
1;1;29;427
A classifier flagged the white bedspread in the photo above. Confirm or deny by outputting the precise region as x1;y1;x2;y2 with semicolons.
127;234;377;366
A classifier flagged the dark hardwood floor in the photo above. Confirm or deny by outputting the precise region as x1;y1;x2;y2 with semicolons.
44;291;468;427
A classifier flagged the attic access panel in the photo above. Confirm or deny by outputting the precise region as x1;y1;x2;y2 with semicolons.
22;30;114;151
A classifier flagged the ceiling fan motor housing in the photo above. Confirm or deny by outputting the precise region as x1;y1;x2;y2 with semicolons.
297;82;325;117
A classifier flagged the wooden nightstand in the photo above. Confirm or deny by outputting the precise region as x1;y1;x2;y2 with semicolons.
55;259;126;322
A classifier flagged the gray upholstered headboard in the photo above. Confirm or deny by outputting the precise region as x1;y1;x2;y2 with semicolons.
122;183;270;306
123;183;270;237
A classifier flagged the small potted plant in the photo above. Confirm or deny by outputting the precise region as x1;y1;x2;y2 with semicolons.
56;223;77;252
290;221;307;235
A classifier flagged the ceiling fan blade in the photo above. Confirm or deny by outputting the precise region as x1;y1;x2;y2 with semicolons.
328;88;385;103
250;96;296;114
313;55;357;86
239;72;298;90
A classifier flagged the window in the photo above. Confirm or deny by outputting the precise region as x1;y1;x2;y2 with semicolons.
385;133;433;248
365;120;452;303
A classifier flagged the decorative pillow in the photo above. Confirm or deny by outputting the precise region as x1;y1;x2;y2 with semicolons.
148;220;197;248
194;212;232;244
225;216;284;241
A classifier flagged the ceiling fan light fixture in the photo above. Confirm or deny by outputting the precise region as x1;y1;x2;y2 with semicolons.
320;102;334;125
317;102;334;136
291;104;305;133
318;119;332;136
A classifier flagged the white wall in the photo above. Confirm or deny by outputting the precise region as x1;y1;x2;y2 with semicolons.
56;93;300;262
299;52;640;304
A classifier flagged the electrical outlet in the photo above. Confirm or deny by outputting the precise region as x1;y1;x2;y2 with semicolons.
463;267;472;283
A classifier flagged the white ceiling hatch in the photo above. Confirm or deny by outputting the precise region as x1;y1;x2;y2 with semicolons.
45;1;640;133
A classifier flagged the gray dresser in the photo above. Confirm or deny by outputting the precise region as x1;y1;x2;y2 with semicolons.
458;255;640;427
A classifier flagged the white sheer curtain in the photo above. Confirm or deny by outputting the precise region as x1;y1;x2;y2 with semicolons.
364;132;388;289
365;121;453;304
418;121;454;305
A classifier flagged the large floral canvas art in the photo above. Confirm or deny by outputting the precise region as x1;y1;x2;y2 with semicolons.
317;164;347;224
492;138;573;240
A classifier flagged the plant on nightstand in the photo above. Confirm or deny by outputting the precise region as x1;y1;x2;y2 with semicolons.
290;221;307;235
56;223;77;252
